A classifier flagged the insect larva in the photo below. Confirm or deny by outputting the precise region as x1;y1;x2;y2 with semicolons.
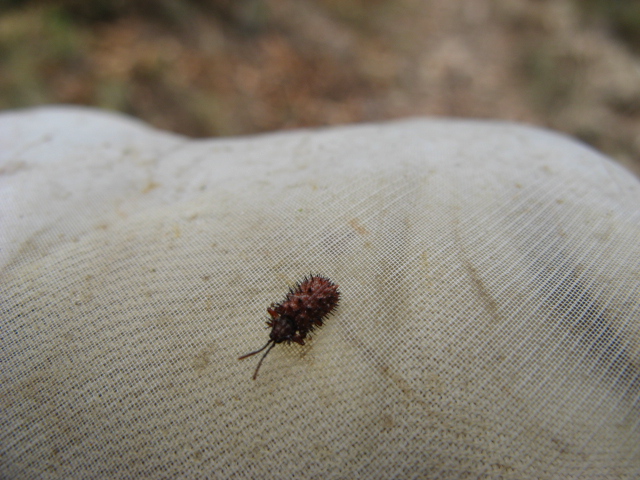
239;275;340;380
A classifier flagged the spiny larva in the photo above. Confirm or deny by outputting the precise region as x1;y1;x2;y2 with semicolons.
238;275;340;380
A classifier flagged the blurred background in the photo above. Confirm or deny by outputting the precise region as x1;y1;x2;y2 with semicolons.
1;0;639;176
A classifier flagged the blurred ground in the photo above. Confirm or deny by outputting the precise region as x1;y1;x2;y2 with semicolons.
1;0;639;176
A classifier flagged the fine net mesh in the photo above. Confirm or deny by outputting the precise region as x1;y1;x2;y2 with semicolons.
1;107;639;479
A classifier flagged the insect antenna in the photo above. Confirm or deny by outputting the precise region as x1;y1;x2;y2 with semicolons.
238;341;276;380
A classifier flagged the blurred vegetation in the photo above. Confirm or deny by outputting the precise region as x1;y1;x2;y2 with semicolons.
0;0;268;27
0;0;639;175
581;0;640;52
0;0;277;134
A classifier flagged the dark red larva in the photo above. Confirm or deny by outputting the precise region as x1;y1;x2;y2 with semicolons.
239;275;340;380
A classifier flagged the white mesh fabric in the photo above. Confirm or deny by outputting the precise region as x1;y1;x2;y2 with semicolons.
1;107;639;479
